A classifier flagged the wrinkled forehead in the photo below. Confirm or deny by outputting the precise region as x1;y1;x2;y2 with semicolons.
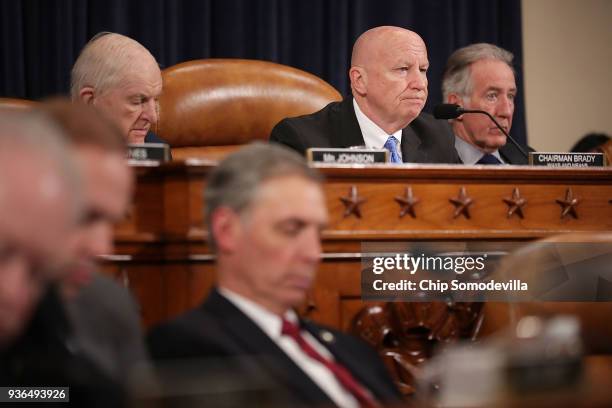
118;63;162;89
372;31;428;66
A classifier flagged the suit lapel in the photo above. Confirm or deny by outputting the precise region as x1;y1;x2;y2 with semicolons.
301;320;393;401
203;289;333;405
400;125;427;163
499;143;529;165
332;98;368;148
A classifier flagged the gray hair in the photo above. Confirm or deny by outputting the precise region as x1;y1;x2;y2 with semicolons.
0;110;83;224
442;43;514;101
70;32;158;99
205;142;323;251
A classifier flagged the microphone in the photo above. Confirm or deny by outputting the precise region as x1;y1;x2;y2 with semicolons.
433;103;528;158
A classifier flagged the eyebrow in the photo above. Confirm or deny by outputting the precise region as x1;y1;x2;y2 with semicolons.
486;86;517;93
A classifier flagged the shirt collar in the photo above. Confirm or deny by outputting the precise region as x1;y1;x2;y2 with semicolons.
454;135;504;164
218;287;298;340
353;98;402;151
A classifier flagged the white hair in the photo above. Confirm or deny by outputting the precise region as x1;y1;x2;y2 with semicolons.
70;32;158;99
442;43;514;102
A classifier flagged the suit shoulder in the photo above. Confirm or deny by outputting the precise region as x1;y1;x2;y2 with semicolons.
411;112;454;141
269;101;340;154
304;320;378;355
146;306;223;359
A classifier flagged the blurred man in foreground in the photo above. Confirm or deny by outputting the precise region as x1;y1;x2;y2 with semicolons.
148;143;402;407
0;111;124;404
0;111;82;349
42;100;150;386
442;43;531;165
271;25;459;164
71;32;169;147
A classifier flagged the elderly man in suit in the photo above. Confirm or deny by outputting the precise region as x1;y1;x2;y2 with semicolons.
70;32;169;148
270;25;460;164
148;143;402;407
442;43;532;165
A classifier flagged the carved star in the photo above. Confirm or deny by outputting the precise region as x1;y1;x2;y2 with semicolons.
556;188;580;219
394;186;420;218
449;186;473;219
340;186;367;218
503;187;527;219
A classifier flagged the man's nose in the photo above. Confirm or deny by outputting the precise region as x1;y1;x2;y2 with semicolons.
301;231;322;264
497;95;514;119
142;99;158;124
84;224;113;257
410;70;427;92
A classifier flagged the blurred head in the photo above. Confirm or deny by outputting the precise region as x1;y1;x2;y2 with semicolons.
71;32;162;144
442;43;516;153
350;26;429;135
0;111;82;345
43;100;132;299
206;143;328;316
570;132;611;153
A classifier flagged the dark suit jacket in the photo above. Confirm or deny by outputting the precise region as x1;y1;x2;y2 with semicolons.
66;272;151;383
270;98;461;164
0;285;125;407
147;288;402;407
499;141;533;165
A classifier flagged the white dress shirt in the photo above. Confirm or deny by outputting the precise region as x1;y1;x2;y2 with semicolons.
218;288;359;408
353;99;403;161
454;135;505;164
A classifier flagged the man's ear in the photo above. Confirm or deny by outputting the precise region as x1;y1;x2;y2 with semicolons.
79;86;96;105
210;207;242;254
349;66;367;96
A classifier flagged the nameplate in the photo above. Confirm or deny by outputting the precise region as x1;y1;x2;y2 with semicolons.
307;148;389;164
529;152;605;167
127;143;170;162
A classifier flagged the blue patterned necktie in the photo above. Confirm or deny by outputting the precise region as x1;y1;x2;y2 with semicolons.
476;153;502;165
384;136;402;163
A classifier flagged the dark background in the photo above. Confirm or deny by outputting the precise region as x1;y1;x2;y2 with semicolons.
0;0;527;144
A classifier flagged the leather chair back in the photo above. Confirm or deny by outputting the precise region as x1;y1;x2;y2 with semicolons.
156;59;342;160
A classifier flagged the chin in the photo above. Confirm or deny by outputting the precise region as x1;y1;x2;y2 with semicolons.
482;135;507;149
283;293;308;308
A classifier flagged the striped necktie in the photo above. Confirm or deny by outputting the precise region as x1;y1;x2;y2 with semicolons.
281;319;381;408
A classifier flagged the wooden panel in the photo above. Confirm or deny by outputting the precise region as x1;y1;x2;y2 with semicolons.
107;162;612;329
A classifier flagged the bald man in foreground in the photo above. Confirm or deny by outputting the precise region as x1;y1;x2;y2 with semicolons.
270;26;459;164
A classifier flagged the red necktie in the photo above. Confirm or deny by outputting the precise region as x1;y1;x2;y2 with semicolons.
281;319;381;408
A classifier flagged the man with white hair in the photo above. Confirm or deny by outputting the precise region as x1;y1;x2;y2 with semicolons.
71;32;168;147
442;43;532;165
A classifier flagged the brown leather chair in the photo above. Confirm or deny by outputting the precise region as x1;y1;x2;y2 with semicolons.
156;59;342;160
0;97;38;110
